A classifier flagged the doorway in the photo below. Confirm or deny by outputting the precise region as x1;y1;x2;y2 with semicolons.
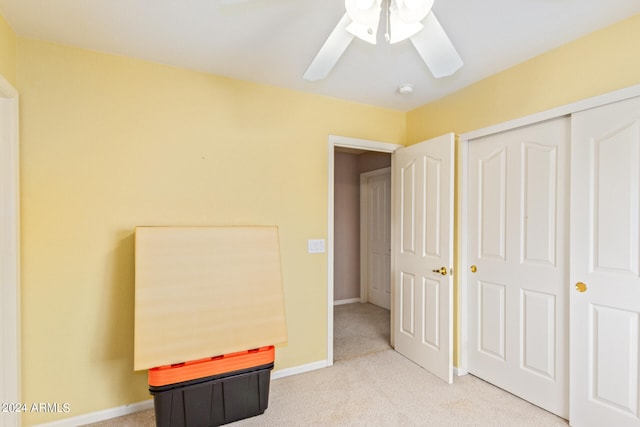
334;149;391;307
327;135;401;365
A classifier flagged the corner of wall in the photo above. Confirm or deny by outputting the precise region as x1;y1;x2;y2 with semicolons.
405;13;640;143
0;13;17;87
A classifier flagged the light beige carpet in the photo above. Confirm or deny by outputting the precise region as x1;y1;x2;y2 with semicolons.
333;302;391;362
86;303;568;426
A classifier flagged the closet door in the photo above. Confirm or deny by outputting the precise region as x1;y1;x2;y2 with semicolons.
467;117;569;418
570;96;640;427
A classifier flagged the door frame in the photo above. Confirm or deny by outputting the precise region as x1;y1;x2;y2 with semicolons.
457;83;640;375
327;135;401;365
0;74;20;427
359;167;391;306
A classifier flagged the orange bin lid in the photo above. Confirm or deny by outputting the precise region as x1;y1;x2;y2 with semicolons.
148;346;275;387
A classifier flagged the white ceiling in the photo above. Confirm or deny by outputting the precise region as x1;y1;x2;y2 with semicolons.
1;0;639;111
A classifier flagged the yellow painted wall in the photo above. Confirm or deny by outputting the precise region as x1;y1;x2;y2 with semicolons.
17;38;405;425
0;13;16;86
407;13;640;367
407;13;640;142
11;9;640;425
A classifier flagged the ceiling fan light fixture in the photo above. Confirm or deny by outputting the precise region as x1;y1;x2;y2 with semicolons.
304;0;462;82
345;0;382;44
388;11;424;43
354;0;376;8
400;0;434;12
346;21;379;44
346;0;435;44
395;0;434;24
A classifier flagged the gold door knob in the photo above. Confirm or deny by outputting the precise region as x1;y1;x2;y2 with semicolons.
432;266;447;276
575;282;587;293
470;265;477;273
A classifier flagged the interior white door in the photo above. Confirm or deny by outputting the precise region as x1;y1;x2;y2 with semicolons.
570;96;640;427
363;169;391;310
466;117;570;418
393;133;454;383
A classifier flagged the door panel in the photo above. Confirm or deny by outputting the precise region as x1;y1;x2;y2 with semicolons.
400;272;415;336
393;133;454;383
467;117;569;418
423;277;441;349
591;306;638;414
570;96;640;427
478;280;506;360
592;122;639;273
522;142;557;265
478;147;507;260
424;157;442;258
521;289;556;379
401;161;416;254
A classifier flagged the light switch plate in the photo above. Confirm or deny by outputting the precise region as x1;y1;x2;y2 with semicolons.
308;239;325;254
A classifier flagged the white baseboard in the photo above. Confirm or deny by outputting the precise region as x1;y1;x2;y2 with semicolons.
454;366;468;377
271;359;328;380
33;400;154;427
333;298;362;306
33;360;330;426
32;356;462;426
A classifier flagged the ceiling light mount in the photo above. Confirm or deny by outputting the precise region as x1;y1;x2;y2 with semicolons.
398;83;414;95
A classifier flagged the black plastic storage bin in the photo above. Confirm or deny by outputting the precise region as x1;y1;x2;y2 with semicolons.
150;363;273;427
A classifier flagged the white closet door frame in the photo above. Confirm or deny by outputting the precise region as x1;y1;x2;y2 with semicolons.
457;83;640;375
0;74;20;427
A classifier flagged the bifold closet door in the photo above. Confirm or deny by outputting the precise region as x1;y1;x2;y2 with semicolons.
467;117;570;418
570;95;640;427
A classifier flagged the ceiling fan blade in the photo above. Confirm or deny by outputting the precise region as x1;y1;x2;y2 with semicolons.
409;12;463;78
303;14;355;81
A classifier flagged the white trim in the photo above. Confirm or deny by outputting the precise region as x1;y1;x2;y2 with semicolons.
271;359;329;380
359;167;391;307
334;298;362;306
33;360;330;427
458;135;469;376
33;351;463;426
0;74;20;427
457;83;640;375
328;135;402;366
453;366;468;377
33;400;154;427
329;135;401;153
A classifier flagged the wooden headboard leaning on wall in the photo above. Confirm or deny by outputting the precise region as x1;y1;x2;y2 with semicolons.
133;226;288;371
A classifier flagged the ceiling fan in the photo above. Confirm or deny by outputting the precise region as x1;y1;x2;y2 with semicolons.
304;0;463;81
